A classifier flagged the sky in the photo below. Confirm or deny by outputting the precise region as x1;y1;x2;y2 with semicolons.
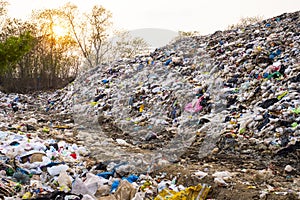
7;0;300;35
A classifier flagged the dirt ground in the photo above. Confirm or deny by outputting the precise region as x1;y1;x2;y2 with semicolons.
3;107;298;200
150;159;299;200
59;114;300;200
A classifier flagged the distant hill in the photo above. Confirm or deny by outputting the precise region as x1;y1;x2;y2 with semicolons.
129;28;178;49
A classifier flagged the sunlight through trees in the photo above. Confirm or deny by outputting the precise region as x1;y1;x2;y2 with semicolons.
0;1;149;92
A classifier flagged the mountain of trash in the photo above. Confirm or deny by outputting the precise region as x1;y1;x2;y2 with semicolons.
0;11;299;200
73;11;300;163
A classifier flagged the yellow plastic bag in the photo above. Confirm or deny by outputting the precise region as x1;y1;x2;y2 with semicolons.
90;101;98;106
22;192;32;199
53;125;72;129
139;104;144;112
154;184;210;200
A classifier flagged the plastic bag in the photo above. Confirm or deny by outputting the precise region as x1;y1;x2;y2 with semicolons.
184;96;204;113
154;183;210;200
114;180;137;200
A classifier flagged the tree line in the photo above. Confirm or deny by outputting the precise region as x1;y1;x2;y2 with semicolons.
0;1;148;93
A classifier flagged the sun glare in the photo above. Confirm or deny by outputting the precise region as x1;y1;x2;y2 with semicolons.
53;25;67;37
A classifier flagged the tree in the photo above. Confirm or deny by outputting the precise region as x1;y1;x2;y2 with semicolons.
0;4;80;92
0;0;8;28
60;3;149;69
178;31;200;37
61;3;112;68
171;31;200;42
31;8;79;83
0;31;34;75
103;30;149;64
1;2;149;92
0;9;35;76
227;16;263;30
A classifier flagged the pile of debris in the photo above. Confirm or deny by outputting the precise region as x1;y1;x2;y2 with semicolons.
0;11;299;199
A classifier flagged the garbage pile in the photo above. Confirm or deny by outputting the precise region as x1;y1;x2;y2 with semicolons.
0;10;299;199
73;11;300;163
0;104;211;200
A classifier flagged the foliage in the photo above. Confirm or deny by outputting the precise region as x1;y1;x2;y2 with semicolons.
60;3;149;69
0;2;149;92
0;0;8;14
103;30;149;64
60;3;112;68
227;16;263;30
0;6;79;91
171;31;200;42
30;8;79;78
0;31;34;74
178;31;200;37
0;0;8;26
